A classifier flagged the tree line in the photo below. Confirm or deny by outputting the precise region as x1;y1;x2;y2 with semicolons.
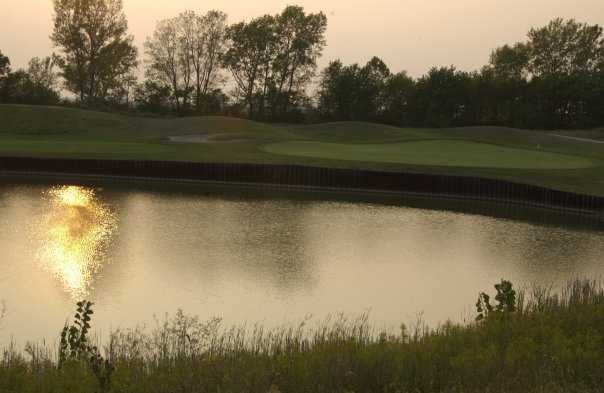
1;0;604;129
317;18;604;129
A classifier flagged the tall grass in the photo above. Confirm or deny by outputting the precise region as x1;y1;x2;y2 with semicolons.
2;279;604;392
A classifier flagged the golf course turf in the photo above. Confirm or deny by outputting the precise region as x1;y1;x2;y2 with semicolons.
262;140;599;169
1;104;604;196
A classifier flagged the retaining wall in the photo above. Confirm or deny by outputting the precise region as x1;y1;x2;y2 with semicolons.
0;156;602;216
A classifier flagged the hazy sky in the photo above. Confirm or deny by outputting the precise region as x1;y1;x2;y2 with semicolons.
2;0;604;77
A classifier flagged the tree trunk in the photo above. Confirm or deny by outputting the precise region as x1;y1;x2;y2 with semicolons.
196;73;202;112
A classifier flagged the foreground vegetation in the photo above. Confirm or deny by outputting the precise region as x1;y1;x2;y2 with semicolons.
2;105;604;197
1;280;604;392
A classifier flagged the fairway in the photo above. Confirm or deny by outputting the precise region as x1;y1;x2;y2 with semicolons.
262;140;599;169
2;105;604;196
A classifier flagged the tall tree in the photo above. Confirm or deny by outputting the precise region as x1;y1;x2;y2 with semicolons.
223;15;275;118
382;71;415;126
316;60;362;120
489;43;530;80
522;19;604;127
528;18;604;76
145;16;192;113
317;60;344;119
179;10;228;112
414;67;473;127
224;6;327;119
145;10;228;114
0;51;9;78
317;57;392;121
51;0;138;104
269;6;327;118
358;56;391;120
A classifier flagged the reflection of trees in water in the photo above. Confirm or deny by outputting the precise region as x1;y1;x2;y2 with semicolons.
93;192;320;296
220;199;317;292
107;188;604;297
519;229;601;271
37;186;116;298
476;217;604;282
398;196;604;230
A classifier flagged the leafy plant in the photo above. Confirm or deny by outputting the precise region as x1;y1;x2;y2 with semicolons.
476;280;517;321
59;300;113;392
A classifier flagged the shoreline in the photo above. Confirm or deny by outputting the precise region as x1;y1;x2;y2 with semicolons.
0;156;603;219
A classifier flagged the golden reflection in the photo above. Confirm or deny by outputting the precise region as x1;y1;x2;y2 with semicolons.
38;185;116;298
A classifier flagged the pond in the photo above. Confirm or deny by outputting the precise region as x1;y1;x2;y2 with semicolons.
0;179;603;345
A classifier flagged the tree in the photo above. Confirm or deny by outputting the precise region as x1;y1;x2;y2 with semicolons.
0;70;61;105
145;17;188;113
134;80;172;114
145;10;228;114
317;57;392;122
224;6;327;120
317;60;344;119
268;6;327;118
316;60;362;120
357;56;391;120
414;67;473;127
107;72;137;108
223;15;275;118
51;0;138;104
0;50;11;103
145;17;190;113
0;51;9;78
382;71;415;126
528;18;604;77
0;70;27;103
516;19;604;128
0;55;61;105
489;43;530;80
27;55;60;92
186;10;228;112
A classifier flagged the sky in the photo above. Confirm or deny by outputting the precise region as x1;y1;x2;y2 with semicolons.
1;0;604;78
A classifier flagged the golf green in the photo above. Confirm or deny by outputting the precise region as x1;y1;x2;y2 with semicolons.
262;140;599;169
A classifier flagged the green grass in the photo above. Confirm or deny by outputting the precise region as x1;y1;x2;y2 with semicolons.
1;279;604;392
1;104;604;196
549;128;604;141
263;140;599;169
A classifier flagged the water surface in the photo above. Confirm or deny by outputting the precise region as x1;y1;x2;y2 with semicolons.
0;181;603;344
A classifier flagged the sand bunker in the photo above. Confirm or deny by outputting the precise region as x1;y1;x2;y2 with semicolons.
168;134;210;143
168;134;252;144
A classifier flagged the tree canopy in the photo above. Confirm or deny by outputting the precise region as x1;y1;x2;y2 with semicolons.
3;9;604;130
315;18;604;129
0;51;10;78
144;10;228;114
223;6;327;120
528;18;604;76
51;0;138;104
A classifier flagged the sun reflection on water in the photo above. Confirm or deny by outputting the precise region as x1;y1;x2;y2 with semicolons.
37;185;117;298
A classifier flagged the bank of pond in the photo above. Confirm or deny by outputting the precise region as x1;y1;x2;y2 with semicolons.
1;279;604;393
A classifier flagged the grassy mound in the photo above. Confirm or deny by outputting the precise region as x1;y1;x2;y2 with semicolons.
287;121;430;142
0;105;288;141
263;140;599;169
